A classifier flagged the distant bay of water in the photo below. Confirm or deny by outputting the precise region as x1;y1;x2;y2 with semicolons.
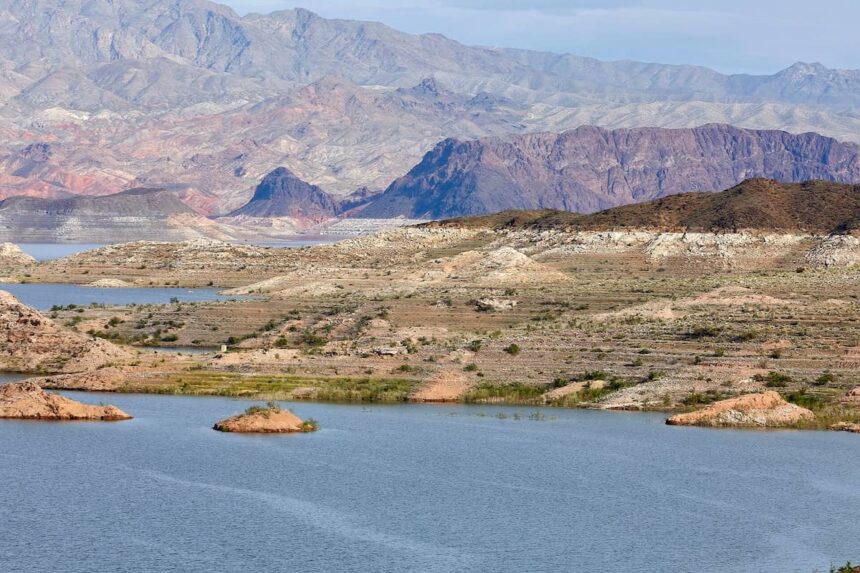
16;238;342;262
0;283;240;310
16;243;107;261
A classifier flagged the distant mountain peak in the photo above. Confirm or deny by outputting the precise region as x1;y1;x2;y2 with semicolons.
227;166;337;220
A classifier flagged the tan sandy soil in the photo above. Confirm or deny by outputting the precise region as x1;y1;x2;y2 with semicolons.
0;381;131;421
666;391;814;428
594;286;795;322
210;349;299;367
410;371;473;402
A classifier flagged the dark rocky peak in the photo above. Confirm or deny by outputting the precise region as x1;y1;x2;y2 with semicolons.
227;166;337;220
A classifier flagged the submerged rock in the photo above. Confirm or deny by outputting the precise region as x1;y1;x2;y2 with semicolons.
0;381;131;421
666;391;814;428
213;404;317;433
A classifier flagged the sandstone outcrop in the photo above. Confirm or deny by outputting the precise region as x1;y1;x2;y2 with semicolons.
0;381;131;421
213;404;316;433
666;391;814;428
0;290;132;373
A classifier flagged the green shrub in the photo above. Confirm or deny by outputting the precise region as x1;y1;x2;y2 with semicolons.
755;371;792;388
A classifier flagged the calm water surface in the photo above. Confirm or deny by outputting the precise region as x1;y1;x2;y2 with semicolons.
16;238;341;262
0;394;857;572
16;243;106;261
0;283;240;310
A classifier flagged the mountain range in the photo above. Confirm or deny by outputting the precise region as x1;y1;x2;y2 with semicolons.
226;124;858;220
1;0;860;219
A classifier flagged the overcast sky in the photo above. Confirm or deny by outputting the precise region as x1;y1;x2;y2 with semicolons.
222;0;859;74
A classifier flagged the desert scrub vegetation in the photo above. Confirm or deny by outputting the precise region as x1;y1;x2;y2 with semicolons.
132;372;418;403
463;382;546;404
503;343;521;356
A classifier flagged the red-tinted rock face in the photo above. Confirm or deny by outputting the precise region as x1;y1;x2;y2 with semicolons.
357;124;860;218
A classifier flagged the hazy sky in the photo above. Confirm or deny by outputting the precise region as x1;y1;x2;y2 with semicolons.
222;0;859;74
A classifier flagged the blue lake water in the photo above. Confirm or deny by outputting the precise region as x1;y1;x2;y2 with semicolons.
0;394;857;572
0;283;239;310
15;243;106;261
16;238;341;262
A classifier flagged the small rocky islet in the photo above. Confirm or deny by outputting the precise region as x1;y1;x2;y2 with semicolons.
213;402;318;434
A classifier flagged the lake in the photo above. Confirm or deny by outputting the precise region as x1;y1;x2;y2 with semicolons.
0;394;857;572
16;243;107;261
16;238;342;262
0;283;241;310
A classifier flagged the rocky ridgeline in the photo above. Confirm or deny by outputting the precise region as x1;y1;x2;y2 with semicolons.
494;229;857;268
0;243;35;270
51;238;295;272
0;290;132;373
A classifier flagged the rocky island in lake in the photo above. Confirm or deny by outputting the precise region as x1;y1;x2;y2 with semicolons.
214;402;318;433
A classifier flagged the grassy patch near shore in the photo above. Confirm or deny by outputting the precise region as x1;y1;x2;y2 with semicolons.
119;371;418;403
792;404;860;431
463;382;547;404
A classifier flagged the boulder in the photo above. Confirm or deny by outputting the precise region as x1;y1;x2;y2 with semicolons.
0;381;131;421
475;298;517;312
666;391;814;428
